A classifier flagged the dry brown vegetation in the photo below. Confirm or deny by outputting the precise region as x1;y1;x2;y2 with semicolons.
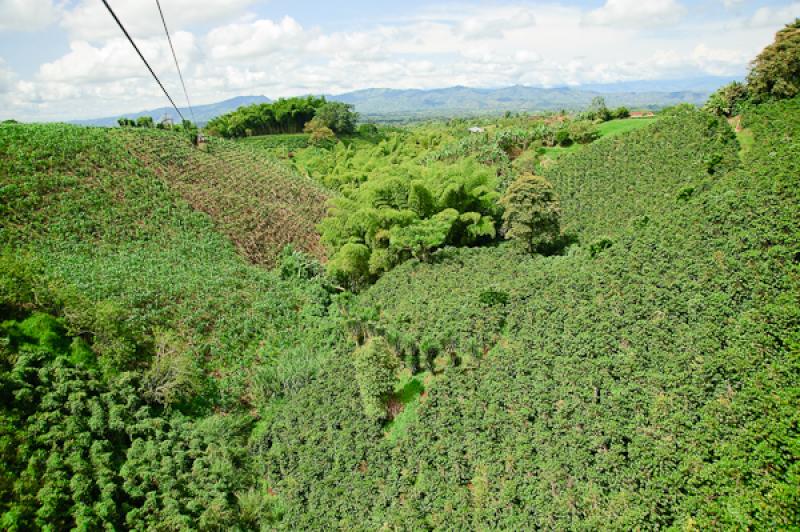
119;129;329;266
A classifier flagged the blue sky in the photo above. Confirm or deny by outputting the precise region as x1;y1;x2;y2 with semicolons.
0;0;798;121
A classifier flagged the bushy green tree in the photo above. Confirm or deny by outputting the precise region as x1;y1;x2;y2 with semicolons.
352;336;399;420
612;106;630;119
314;102;358;135
327;242;372;290
206;96;327;138
704;81;749;117
320;159;502;287
567;120;599;144
136;116;154;128
499;174;560;253
747;19;800;101
586;96;611;121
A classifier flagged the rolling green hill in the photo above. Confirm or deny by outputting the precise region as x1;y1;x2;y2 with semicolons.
0;97;797;529
255;101;799;529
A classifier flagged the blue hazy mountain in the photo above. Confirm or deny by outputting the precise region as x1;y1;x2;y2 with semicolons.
71;95;271;127
72;76;736;125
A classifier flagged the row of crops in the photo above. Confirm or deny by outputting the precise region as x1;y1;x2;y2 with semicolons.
251;100;800;529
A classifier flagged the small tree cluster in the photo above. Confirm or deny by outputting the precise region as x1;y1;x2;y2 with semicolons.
117;116;155;128
499;174;561;254
313;102;359;135
352;336;400;421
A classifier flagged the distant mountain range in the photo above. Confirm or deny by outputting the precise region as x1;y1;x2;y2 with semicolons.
71;95;271;127
72;76;737;126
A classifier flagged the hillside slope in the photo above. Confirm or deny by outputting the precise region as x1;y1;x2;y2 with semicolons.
255;103;799;529
119;128;328;265
0;124;332;403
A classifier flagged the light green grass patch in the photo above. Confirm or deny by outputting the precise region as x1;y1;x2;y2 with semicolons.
597;117;658;137
385;371;431;442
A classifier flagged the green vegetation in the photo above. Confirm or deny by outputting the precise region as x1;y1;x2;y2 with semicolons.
499;174;561;253
255;97;800;531
748;18;800;101
205;96;327;138
1;27;799;531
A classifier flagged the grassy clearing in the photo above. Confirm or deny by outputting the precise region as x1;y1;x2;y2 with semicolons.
597;116;658;137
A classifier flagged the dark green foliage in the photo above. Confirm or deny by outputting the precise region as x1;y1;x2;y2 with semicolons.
479;289;509;307
747;19;800;101
206;96;327;138
357;123;380;137
314;101;359;135
588;236;613;257
0;313;259;530
500;174;561;253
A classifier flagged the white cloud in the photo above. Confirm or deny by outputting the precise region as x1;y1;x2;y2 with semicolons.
691;43;751;75
206;16;306;60
584;0;687;28
748;3;800;28
0;58;14;93
38;32;198;83
61;0;255;41
721;0;746;8
0;0;59;32
4;1;786;121
455;7;537;39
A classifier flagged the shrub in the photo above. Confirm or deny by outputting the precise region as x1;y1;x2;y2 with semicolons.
304;117;337;146
747;19;800;101
555;129;572;147
358;123;380;137
568;120;600;144
327;242;372;290
352;336;400;420
612;107;631;119
141;328;203;408
704;81;749;117
499;174;561;253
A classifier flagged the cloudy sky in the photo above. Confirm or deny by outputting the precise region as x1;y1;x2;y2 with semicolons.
0;0;798;121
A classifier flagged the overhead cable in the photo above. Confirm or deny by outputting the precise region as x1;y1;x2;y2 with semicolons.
100;0;187;123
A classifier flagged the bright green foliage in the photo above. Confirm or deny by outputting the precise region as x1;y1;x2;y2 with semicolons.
321;158;501;285
566;119;600;144
206;96;327;138
500;174;561;253
352;336;400;420
327;242;372;290
546;106;738;242
747;19;800;101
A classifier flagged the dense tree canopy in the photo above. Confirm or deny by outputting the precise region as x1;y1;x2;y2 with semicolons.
205;96;327;138
747;18;800;100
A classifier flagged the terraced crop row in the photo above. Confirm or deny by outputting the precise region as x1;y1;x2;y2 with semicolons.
119;129;330;266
